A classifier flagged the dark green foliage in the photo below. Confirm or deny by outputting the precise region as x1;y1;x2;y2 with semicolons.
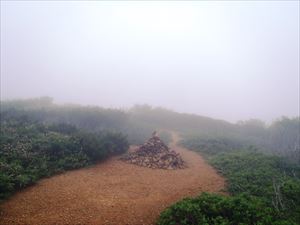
76;131;128;161
175;137;300;224
0;114;128;201
210;151;298;196
211;151;300;223
157;193;292;225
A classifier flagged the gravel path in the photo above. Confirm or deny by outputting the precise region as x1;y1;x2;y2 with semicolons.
0;133;225;225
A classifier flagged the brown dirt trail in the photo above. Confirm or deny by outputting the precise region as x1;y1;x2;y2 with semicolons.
0;133;225;225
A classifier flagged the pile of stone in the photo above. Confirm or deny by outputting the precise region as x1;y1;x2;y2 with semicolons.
120;132;186;170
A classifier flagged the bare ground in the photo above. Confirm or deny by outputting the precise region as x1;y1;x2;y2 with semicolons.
0;133;225;225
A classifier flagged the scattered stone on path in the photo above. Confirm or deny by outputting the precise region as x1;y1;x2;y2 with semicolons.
120;132;186;169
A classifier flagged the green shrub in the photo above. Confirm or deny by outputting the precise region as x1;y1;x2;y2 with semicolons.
157;193;293;225
180;137;244;158
169;137;300;224
0;115;129;201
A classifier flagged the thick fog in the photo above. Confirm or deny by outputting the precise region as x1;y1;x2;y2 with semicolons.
1;1;299;123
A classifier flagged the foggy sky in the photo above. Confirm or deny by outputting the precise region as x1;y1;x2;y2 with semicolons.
1;1;299;123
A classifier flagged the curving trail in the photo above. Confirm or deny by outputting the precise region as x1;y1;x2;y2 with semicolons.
0;133;225;225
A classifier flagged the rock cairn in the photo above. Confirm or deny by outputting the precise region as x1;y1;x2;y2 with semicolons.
120;132;185;170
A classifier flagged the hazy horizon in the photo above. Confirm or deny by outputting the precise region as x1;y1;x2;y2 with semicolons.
1;1;299;123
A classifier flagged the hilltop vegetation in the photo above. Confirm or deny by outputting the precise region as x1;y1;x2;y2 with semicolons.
0;113;128;200
1;97;299;161
158;193;290;225
0;98;170;145
158;138;300;225
1;97;299;224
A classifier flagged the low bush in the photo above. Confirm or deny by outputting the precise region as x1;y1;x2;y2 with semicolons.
157;137;300;224
209;150;300;223
0;116;128;200
157;193;292;225
180;137;245;158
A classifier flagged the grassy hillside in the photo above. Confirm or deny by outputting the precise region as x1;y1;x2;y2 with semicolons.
0;112;128;200
157;138;300;225
2;98;299;162
1;98;299;214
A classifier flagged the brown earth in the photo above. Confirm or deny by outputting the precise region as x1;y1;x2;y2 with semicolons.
0;133;225;225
